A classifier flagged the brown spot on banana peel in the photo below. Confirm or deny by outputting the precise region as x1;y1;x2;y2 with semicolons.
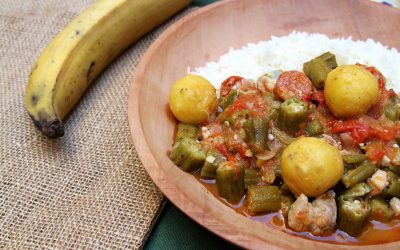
29;63;38;77
31;95;38;106
30;114;64;139
86;61;95;81
27;77;65;138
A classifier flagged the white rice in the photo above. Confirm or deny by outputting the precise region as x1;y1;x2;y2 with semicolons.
191;31;400;93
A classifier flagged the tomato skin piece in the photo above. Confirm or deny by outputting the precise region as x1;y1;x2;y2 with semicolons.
365;140;392;163
236;145;249;159
220;76;244;97
367;148;385;163
225;93;267;118
216;143;236;162
330;118;399;144
311;90;325;105
273;71;313;101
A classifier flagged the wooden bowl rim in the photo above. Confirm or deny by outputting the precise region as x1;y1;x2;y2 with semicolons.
128;0;400;248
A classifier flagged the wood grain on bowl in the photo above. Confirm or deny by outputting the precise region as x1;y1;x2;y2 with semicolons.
128;0;400;248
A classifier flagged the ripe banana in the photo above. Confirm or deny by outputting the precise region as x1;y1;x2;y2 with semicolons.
25;0;190;138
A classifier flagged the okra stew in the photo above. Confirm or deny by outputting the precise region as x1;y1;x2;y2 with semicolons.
168;52;400;244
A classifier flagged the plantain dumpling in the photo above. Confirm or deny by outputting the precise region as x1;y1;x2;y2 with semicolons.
281;137;344;197
169;74;217;124
324;65;379;118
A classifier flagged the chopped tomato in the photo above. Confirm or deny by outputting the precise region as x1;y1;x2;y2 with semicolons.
216;143;236;161
220;76;244;97
311;90;325;105
236;146;250;159
273;71;313;101
365;140;396;164
365;141;386;162
216;143;250;165
330;117;399;144
226;93;267;117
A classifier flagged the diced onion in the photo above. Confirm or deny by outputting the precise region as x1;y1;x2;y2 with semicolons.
255;150;276;160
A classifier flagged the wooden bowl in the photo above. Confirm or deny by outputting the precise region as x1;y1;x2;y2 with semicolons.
128;0;400;248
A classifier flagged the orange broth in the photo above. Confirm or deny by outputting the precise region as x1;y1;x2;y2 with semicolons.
195;173;400;245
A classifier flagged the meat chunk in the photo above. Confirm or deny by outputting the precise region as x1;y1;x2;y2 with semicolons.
287;194;312;232
368;169;388;196
288;190;337;235
390;197;400;216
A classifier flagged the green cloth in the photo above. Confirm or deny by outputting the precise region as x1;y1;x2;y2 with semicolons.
145;202;237;249
144;1;236;249
192;0;216;6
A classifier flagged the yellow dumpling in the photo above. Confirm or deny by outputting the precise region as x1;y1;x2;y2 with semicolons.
281;137;344;197
324;65;379;118
169;74;217;124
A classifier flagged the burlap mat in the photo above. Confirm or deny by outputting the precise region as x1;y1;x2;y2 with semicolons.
0;1;194;248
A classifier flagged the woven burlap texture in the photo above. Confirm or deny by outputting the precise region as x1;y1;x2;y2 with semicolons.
0;1;192;248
